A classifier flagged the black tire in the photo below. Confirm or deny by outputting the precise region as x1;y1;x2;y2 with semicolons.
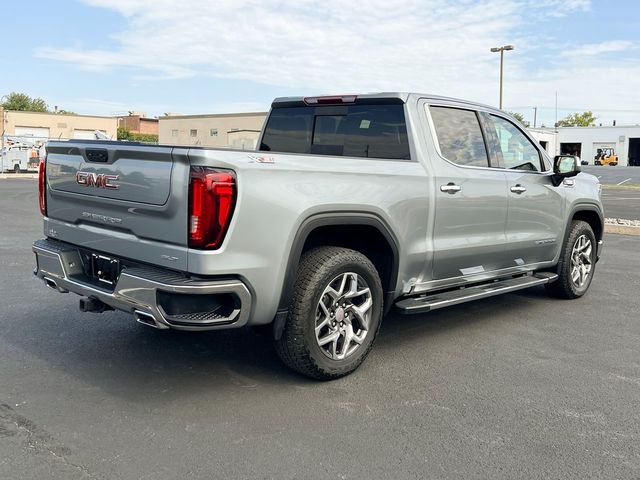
275;246;383;380
13;164;20;174
545;220;596;299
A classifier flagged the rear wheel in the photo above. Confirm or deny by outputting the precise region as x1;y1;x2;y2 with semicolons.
545;220;596;299
275;246;383;380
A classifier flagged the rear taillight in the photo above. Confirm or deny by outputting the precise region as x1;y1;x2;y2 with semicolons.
188;167;236;249
38;158;46;216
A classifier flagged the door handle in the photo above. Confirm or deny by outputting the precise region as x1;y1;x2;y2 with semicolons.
510;184;526;194
440;183;461;194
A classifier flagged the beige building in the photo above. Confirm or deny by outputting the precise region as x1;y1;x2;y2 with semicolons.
159;112;267;149
0;109;117;142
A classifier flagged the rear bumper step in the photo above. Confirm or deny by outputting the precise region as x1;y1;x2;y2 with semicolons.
395;272;558;315
32;238;252;331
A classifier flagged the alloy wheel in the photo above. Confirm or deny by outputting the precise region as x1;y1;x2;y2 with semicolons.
315;272;373;360
570;234;593;288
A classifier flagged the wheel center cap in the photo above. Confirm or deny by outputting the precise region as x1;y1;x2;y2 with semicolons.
335;307;345;322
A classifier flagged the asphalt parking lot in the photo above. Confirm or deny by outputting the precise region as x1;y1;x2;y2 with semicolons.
583;166;640;186
1;178;640;479
601;188;640;220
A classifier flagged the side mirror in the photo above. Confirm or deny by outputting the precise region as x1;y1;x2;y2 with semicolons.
552;155;581;186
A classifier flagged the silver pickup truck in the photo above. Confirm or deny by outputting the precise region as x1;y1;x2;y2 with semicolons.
33;93;603;379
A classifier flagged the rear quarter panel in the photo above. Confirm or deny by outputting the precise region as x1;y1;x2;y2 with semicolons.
186;149;430;324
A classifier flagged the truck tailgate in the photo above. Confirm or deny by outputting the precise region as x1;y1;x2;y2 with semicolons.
44;141;190;271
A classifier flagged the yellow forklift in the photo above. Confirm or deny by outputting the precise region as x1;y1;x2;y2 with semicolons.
594;147;618;166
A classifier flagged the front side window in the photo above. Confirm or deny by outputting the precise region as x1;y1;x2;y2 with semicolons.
429;106;489;167
489;115;541;171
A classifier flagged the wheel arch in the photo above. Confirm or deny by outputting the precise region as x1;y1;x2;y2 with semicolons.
273;212;400;339
570;204;604;242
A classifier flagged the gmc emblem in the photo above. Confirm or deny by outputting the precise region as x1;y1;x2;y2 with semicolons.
76;171;119;190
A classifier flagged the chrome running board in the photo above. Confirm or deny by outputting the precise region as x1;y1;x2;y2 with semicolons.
395;272;558;315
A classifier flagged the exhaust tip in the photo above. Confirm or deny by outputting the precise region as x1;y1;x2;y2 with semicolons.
134;310;161;329
43;277;69;293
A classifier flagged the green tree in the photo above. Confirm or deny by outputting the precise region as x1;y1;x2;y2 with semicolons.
508;111;527;125
117;127;157;143
30;97;49;112
117;126;133;140
556;111;596;127
1;92;49;112
117;126;158;143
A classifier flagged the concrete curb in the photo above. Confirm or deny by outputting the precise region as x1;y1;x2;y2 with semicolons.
0;173;38;179
604;224;640;236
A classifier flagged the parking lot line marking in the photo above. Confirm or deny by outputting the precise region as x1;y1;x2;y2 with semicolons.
617;178;632;185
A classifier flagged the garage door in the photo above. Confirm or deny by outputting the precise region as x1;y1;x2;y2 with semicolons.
15;126;50;139
73;129;102;140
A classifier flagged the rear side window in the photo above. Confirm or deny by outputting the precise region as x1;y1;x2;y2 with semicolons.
260;104;410;160
429;106;489;167
258;107;313;154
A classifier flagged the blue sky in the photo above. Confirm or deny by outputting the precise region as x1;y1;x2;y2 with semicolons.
2;0;639;127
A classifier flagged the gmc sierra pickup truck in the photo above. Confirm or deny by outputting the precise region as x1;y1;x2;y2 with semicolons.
33;93;603;379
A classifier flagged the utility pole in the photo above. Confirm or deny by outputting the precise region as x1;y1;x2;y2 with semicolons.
490;45;515;109
533;106;537;128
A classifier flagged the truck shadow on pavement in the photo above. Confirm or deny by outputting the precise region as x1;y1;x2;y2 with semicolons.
1;284;557;402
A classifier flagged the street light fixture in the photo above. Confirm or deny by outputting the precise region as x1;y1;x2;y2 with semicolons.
490;45;515;110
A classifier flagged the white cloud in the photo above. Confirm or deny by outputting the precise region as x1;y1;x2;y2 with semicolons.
560;40;635;57
35;1;588;95
34;0;640;124
530;0;590;17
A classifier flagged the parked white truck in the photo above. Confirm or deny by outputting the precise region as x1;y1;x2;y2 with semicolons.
1;144;39;173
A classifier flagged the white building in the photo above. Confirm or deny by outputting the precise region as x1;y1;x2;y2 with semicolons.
554;126;640;166
528;128;558;157
529;125;640;166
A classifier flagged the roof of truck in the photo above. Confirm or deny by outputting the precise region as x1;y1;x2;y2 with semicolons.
271;92;500;113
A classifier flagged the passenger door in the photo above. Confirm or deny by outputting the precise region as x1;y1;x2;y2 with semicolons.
482;113;564;265
427;105;510;281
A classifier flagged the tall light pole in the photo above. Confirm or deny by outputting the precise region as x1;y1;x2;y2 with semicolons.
490;45;514;110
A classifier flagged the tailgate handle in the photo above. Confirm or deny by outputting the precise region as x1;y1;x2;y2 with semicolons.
85;149;109;163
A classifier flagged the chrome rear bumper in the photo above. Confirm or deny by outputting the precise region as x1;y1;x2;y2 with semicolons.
33;238;252;331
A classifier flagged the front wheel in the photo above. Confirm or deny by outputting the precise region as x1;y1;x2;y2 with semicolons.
545;220;596;299
275;246;383;380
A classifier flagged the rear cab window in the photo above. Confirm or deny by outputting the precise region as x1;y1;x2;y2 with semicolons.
259;101;410;160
